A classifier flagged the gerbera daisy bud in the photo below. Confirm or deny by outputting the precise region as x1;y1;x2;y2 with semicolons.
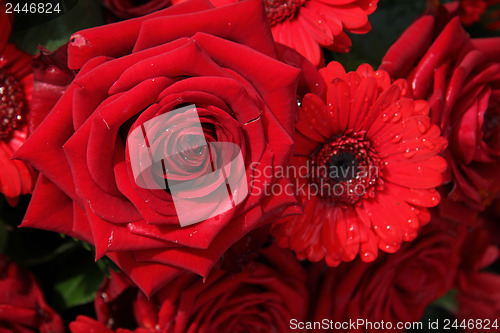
271;62;448;266
0;70;24;139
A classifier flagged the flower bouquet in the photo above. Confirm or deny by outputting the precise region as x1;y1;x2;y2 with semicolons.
0;0;499;332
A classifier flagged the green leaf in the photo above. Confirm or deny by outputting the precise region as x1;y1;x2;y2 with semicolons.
9;0;105;54
432;289;458;313
52;251;105;309
406;304;462;333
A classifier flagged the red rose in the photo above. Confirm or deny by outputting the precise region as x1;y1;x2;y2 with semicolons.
380;14;500;212
0;255;64;333
70;245;308;333
103;0;171;20
434;0;500;29
311;221;464;332
456;227;500;332
16;0;303;296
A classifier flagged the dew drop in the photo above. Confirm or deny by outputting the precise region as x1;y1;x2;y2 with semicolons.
391;134;402;143
362;252;376;261
403;148;416;158
391;112;402;122
422;139;435;150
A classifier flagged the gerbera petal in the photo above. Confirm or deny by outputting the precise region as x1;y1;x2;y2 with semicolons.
306;1;343;36
298;7;334;45
299;93;335;139
272;62;446;266
384;156;447;189
326;78;351;132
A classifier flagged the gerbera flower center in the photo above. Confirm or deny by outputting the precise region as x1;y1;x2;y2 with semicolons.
263;0;307;26
310;132;383;204
0;70;25;139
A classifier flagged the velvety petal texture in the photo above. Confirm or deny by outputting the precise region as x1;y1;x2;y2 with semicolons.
69;245;308;333
380;13;500;212
456;227;500;331
271;61;447;266
16;0;303;296
310;221;464;333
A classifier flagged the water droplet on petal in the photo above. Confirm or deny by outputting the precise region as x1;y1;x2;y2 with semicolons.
422;138;435;150
391;112;401;122
362;252;376;261
403;148;416;158
391;134;402;143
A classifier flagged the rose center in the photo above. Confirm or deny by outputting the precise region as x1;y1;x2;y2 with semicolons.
310;132;384;204
482;102;499;141
0;70;25;140
263;0;307;26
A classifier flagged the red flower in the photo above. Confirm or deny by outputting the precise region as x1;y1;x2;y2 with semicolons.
103;0;172;20
380;15;500;212
0;7;36;206
16;0;303;296
456;227;500;332
435;0;500;29
271;61;447;265
310;221;464;332
211;0;378;66
70;245;309;333
0;255;64;333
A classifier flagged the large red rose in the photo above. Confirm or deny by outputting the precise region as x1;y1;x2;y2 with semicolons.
16;0;303;296
311;220;465;332
0;255;64;333
69;244;308;333
380;13;500;212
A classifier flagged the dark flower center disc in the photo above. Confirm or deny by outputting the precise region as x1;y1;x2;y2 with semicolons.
310;132;384;204
263;0;307;26
0;70;25;140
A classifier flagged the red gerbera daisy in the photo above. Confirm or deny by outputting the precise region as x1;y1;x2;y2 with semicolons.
0;8;36;205
271;62;448;265
211;0;378;66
